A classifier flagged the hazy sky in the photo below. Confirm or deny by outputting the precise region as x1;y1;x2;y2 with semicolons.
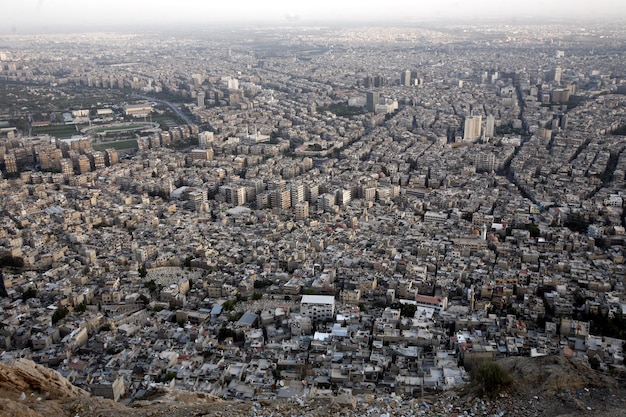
3;0;626;33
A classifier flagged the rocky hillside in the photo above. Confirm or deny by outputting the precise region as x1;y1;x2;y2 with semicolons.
0;357;625;417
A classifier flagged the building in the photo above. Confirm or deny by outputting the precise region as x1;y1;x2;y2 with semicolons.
366;92;380;113
549;66;562;83
77;155;91;174
4;153;17;173
123;103;153;118
363;75;373;88
484;115;495;139
415;294;448;313
424;211;448;224
104;148;119;166
198;131;215;148
295;201;309;220
463;115;482;141
90;376;125;402
318;193;336;212
400;70;411;86
190;148;214;162
227;78;239;90
551;88;570;104
475;153;496;173
300;295;336;322
290;183;306;205
337;189;352;206
91;151;105;170
60;159;73;176
197;90;206;108
270;189;291;210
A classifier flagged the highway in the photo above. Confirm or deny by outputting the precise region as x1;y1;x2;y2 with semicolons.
132;94;195;126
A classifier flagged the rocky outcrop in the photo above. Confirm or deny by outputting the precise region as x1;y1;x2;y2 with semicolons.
0;356;625;417
0;359;89;400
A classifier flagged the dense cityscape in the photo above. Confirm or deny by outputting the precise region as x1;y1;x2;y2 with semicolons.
1;14;626;417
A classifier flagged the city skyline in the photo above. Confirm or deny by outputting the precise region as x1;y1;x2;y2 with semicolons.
2;0;626;33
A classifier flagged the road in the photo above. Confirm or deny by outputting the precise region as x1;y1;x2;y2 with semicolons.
132;94;195;126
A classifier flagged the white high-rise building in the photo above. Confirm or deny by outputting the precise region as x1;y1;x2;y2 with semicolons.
290;183;306;206
463;115;482;141
227;78;239;90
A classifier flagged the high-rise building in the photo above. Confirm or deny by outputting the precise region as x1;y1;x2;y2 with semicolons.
197;90;205;108
362;186;376;201
270;189;291;210
4;153;17;173
366;91;379;113
91;151;105;170
256;193;269;209
306;183;319;203
188;190;208;212
77;155;91;174
337;189;352;206
475;153;496;173
363;75;373;88
290;183;306;206
295;201;309;220
400;70;411;86
551;88;570;104
485;115;495;139
227;78;239;90
463;115;482;141
318;193;336;212
105;148;119;166
60;159;73;176
198;131;214;148
549;67;562;83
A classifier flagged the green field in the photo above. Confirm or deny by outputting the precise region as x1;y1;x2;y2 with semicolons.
91;124;154;134
93;139;138;151
33;124;81;138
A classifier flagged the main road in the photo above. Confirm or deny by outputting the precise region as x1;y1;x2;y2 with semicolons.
132;94;195;126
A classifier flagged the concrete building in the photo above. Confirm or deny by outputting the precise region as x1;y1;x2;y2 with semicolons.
366;91;379;113
475;153;496;173
123;103;153;118
463;115;482;141
300;295;336;322
484;114;495;139
295;201;309;220
400;70;411;87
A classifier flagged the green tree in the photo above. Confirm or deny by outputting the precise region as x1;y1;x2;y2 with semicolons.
391;302;417;318
52;306;69;324
470;361;513;398
22;287;38;301
144;280;157;293
218;327;236;341
161;371;177;383
526;222;541;238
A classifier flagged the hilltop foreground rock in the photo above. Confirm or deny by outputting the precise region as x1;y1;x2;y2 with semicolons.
0;357;625;417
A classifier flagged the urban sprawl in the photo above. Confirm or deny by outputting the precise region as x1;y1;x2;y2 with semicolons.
0;21;625;404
